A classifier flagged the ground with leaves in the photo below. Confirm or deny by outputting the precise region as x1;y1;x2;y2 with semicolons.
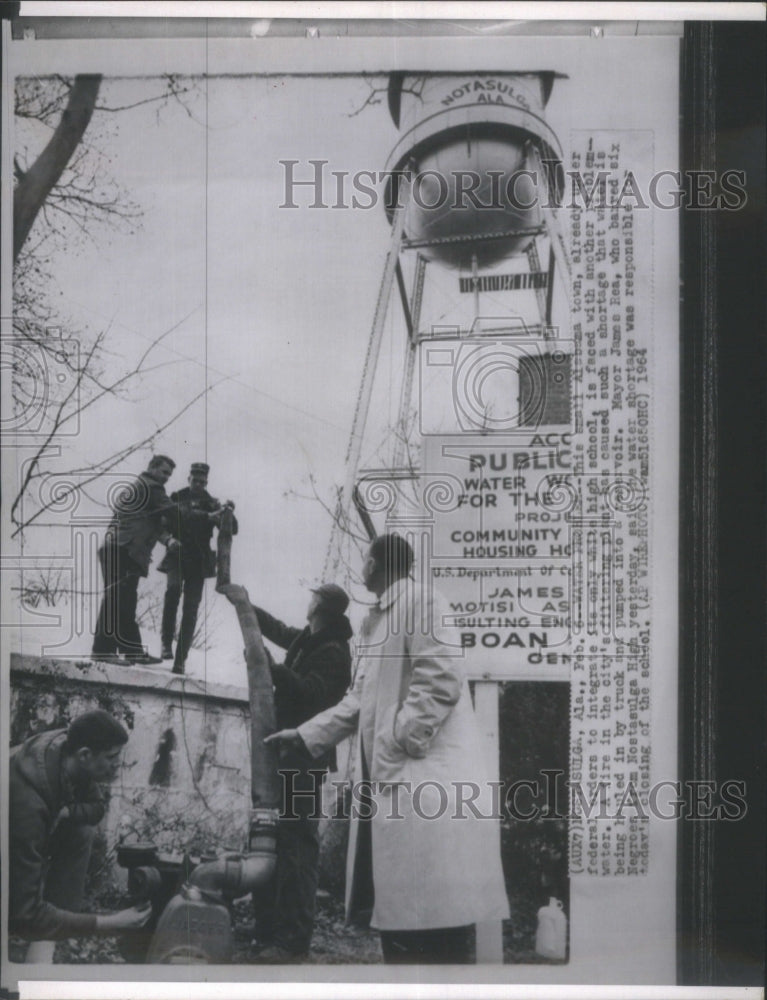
9;891;381;966
10;887;562;966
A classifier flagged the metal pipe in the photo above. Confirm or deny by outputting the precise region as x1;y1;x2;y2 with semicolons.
187;848;276;900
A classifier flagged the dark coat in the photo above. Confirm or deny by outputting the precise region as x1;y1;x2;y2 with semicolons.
253;606;352;773
102;471;174;577
158;487;238;579
9;730;104;940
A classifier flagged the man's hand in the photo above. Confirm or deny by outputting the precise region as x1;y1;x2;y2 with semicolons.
95;901;152;934
166;538;181;553
210;500;235;526
218;582;250;604
263;728;303;749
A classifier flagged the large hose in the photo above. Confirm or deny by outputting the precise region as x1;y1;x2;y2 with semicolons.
183;577;281;900
216;504;281;810
216;504;234;589
204;515;282;885
148;519;281;959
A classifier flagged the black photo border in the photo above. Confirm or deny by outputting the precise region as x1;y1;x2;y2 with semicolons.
679;19;766;987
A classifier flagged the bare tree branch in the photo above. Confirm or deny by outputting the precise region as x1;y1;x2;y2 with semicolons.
11;376;227;538
9;75;216;551
14;75;101;261
93;75;195;115
348;73;425;118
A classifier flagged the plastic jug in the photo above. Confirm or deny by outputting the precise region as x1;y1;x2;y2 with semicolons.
535;896;567;960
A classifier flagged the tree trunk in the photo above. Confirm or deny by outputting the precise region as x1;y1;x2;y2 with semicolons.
13;74;101;261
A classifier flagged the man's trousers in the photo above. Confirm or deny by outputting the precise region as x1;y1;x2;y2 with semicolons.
92;543;144;657
379;924;476;964
251;771;321;956
160;564;204;670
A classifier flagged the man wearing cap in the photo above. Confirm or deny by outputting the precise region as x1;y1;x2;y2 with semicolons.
159;462;237;674
249;583;353;961
266;534;510;965
9;710;151;959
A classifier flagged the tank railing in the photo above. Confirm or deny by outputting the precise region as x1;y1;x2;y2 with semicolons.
413;322;552;345
402;224;545;250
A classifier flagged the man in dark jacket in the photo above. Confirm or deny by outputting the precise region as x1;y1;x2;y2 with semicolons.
159;462;237;674
9;710;151;958
250;583;352;961
92;455;179;666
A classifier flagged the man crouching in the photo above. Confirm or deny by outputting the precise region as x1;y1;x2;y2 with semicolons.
9;710;150;961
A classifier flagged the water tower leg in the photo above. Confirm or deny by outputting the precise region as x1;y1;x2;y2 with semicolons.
324;178;412;578
474;680;505;963
393;254;427;469
545;243;556;327
471;253;481;318
526;240;550;327
530;144;571;300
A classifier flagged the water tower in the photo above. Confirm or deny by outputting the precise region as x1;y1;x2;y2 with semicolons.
325;70;570;574
384;72;565;270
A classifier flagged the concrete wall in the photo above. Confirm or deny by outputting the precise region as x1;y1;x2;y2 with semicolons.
10;654;254;888
9;653;349;895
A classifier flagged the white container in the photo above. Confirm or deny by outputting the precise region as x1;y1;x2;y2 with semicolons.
535;896;567;960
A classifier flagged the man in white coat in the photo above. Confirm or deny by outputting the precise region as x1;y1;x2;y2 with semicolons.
266;533;509;964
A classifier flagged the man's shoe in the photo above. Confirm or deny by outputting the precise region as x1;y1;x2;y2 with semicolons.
127;653;163;666
161;644;173;660
253;945;308;964
171;662;185;675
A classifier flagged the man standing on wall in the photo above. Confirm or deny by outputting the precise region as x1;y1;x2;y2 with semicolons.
250;583;352;962
266;534;509;964
91;454;179;666
159;462;236;674
9;710;151;961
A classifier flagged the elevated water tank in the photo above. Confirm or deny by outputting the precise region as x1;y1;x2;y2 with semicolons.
384;73;565;269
